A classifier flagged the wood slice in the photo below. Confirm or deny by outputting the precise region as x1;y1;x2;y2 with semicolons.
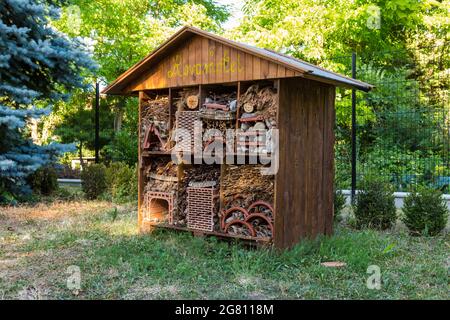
243;103;254;113
186;95;199;109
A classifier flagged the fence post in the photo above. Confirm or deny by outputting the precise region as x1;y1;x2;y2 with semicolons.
95;81;100;164
351;52;357;203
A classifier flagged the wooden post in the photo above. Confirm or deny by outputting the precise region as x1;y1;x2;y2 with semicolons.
138;91;145;231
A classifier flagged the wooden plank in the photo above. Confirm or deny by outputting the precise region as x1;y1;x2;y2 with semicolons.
138;91;145;231
253;57;261;80
245;53;253;81
277;64;286;78
194;37;202;84
230;48;238;82
268;62;278;79
208;39;216;84
182;39;190;85
261;59;269;79
223;45;231;83
285;68;295;77
237;51;245;81
215;42;223;83
296;80;307;240
168;87;173;130
311;84;324;237
188;38;196;85
201;37;209;84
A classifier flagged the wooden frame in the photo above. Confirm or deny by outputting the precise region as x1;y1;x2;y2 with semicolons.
105;27;372;249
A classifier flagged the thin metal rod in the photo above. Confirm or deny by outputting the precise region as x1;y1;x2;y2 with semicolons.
351;52;357;203
95;81;100;163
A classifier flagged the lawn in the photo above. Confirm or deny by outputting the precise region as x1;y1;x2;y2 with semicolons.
0;199;448;300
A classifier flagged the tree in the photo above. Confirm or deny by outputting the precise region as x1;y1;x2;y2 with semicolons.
46;0;231;166
0;0;95;202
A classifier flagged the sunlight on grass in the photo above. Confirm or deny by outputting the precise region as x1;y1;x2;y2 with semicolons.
0;200;448;299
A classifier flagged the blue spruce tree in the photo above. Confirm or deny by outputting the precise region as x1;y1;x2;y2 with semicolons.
0;0;96;202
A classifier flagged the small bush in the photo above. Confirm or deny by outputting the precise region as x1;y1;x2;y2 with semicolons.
402;187;448;236
27;166;59;196
81;164;107;200
105;162;137;203
334;189;346;221
354;175;396;230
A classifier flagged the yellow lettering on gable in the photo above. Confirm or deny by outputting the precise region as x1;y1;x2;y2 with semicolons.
223;50;230;73
237;54;244;73
166;50;247;80
195;63;202;76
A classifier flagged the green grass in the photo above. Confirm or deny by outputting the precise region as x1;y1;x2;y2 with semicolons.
0;201;448;299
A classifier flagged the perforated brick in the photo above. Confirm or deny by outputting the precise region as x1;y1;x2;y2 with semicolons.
143;191;175;224
175;111;199;153
187;187;218;232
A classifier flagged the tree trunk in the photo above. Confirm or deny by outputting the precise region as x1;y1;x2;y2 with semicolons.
79;141;85;170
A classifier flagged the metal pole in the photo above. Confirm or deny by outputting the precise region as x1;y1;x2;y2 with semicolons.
95;81;100;164
351;53;357;203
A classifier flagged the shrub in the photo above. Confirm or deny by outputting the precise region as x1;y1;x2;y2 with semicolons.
334;189;346;222
27;166;59;196
105;162;138;203
81;164;107;200
402;187;448;236
354;175;396;230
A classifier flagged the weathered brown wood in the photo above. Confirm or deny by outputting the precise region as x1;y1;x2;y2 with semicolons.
138;91;145;231
324;86;336;235
275;78;335;248
126;34;299;92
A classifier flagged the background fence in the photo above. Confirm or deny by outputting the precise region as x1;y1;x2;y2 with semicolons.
322;44;450;194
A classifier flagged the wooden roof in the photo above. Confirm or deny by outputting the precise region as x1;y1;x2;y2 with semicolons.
102;26;373;95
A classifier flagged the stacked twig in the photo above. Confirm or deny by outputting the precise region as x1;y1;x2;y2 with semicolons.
141;96;172;151
222;165;274;208
239;84;277;129
144;159;178;197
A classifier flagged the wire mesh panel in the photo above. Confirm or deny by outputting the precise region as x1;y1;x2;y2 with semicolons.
175;111;199;153
324;44;450;193
186;186;218;232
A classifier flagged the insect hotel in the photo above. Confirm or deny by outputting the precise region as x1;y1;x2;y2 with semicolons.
103;26;372;249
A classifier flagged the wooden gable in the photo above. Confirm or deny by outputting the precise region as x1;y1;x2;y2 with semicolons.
125;34;302;92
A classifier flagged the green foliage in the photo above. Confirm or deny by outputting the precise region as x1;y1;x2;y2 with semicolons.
52;89;115;162
402;187;449;236
354;175;397;230
54;0;230;81
0;0;94;200
104;130;138;166
104;98;139;166
27;166;59;196
105;162;137;203
81;164;107;200
334;189;346;222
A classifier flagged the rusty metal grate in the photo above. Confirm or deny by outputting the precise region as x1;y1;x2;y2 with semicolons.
175;111;199;153
187;186;218;232
143;191;175;224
